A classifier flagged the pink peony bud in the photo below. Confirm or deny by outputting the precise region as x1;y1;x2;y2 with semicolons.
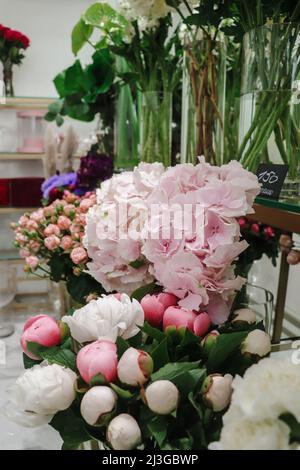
57;215;72;231
44;224;61;237
80;386;117;426
193;312;211;337
241;329;271;358
44;235;60;251
25;256;39;270
287;249;300;266
141;293;177;327
145;380;179;415
202;374;233;412
107;414;141;450
76;340;118;384
70;247;88;265
117;347;153;386
163;306;197;332
20;314;61;359
60;235;74;251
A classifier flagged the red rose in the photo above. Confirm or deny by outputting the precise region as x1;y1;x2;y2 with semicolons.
0;25;10;37
263;226;275;239
250;223;260;234
3;28;30;48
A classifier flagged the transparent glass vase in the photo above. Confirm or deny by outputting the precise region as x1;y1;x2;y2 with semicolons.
181;38;227;165
238;23;300;195
140;91;172;167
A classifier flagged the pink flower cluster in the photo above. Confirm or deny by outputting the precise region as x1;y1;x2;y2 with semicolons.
85;160;260;323
13;191;96;273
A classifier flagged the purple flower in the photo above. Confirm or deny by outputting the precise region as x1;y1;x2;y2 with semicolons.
76;151;113;192
41;172;77;198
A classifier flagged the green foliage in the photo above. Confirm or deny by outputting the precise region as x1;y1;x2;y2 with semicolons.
26;341;77;371
50;409;92;450
22;353;41;369
131;282;162;302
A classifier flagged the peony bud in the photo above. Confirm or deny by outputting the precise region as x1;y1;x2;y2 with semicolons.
117;347;153;386
232;308;256;325
80;386;117;426
241;329;271;358
201;330;220;355
20;315;61;359
193;312;211;337
202;374;233;412
141;293;177;327
163;306;197;332
107;414;141;450
77;340;118;384
145;380;179;415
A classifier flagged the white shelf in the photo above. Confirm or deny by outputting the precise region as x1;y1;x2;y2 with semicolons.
0;153;44;161
0;207;38;214
0;96;55;110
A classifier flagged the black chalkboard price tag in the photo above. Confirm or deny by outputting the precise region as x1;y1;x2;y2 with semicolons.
256;164;289;200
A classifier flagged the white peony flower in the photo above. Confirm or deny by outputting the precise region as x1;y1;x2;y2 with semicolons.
80;386;117;426
62;294;144;343
145;380;179;415
117;347;153;386
241;329;271;357
107;413;142;450
6;364;76;428
202;374;233;412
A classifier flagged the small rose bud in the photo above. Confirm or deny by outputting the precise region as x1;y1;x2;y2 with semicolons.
241;329;271;358
80;386;117;426
25;256;39;271
107;414;141;450
202;374;233;412
141;293;177;327
145;380;179;415
117;347;153;386
250;223;260;234
44;224;60;237
20;315;61;359
201;330;220;355
232;308;256;325
57;215;72;231
77;340;118;384
70;247;88;265
193;312;211;337
163;306;197;332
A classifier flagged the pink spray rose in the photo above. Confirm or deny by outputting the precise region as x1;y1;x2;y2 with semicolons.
141;293;177;327
20;315;61;359
76;340;118;384
70;247;88;265
44;224;60;237
57;215;72;230
60;235;74;251
25;256;39;270
79;198;94;213
44;235;60;251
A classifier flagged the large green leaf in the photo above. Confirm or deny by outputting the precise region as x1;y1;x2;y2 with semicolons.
151;361;200;382
140;322;165;342
147;415;168;447
50;409;91;450
40;347;77;372
66;272;105;304
22;353;41;369
130;282;162;302
72;18;93;55
206;331;248;372
280;413;300;442
82;3;127;30
151;337;170;371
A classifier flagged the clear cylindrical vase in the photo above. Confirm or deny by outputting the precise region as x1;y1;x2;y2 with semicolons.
140;91;172;167
181;38;226;165
238;23;300;191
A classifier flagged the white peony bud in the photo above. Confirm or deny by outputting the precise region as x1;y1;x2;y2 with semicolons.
117;347;153;386
80;386;117;426
232;308;256;324
202;374;233;412
107;413;141;450
241;329;271;357
6;364;76;427
145;380;179;415
62;294;144;343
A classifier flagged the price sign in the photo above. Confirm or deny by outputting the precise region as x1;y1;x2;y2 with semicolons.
256;164;289;200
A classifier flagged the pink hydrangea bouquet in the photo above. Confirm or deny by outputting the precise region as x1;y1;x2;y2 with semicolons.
12;190;104;303
7;292;271;450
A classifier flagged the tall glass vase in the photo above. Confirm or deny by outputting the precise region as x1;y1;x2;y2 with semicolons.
181;38;226;165
238;23;300;192
140;91;172;167
2;60;14;97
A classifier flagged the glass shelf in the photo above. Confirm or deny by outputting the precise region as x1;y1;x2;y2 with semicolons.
255;196;300;215
0;96;55;110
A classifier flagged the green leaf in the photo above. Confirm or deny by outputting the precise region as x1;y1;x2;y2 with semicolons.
90;372;107;386
40;347;77;371
129;258;146;269
50;409;91;450
48;99;63;114
23;353;42;369
173;369;206;396
66;272;105;304
280;413;300;442
82;3;127;30
151;361;200;382
151;337;170;371
116;336;130;359
72;19;93;55
140;322;165;342
206;331;248;372
55;115;64;127
110;383;134;400
26;341;43;357
147;415;168;447
177;328;200;349
48;253;67;282
188;391;203;419
130;282;162;302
